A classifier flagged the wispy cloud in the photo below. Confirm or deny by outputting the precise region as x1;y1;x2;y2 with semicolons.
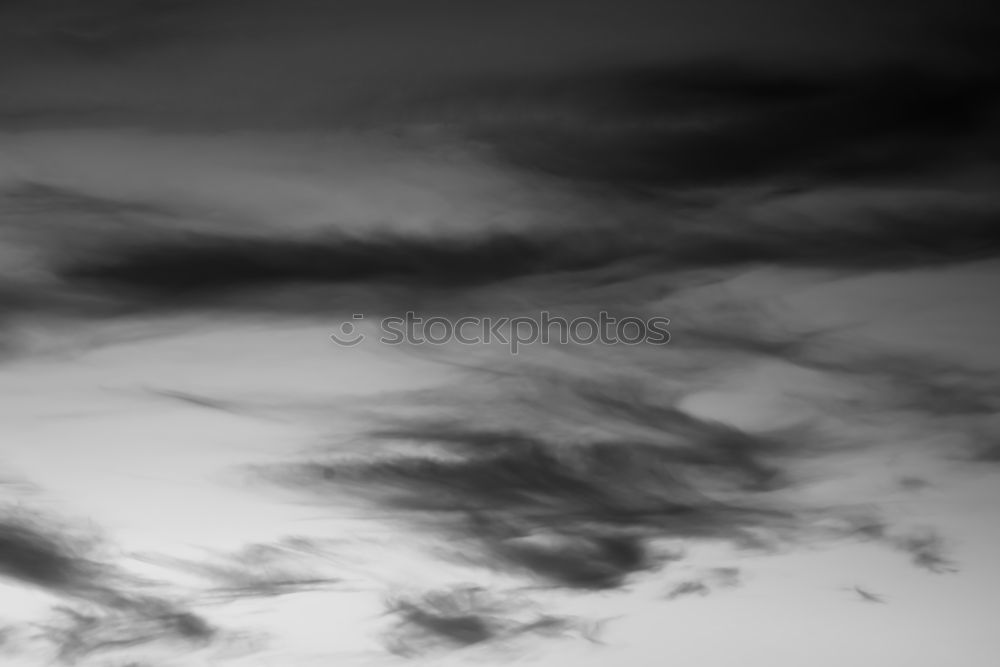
268;368;851;591
381;585;590;657
851;585;887;604
890;529;956;574
0;505;215;662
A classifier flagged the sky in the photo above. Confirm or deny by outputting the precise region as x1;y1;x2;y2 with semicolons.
1;1;1000;665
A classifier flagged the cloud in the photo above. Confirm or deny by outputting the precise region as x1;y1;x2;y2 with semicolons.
803;352;1000;418
0;114;997;362
837;516;959;573
890;529;956;573
25;186;996;326
381;585;586;657
459;65;999;189
5;0;994;129
39;598;214;663
851;585;886;603
144;388;255;417
708;566;742;588
0;505;215;662
146;537;342;601
665;580;711;600
270;369;825;590
969;441;1000;463
58;231;617;299
0;511;104;594
265;337;983;603
664;566;741;600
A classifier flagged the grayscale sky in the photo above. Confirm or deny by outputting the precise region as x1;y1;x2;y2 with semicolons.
1;1;999;665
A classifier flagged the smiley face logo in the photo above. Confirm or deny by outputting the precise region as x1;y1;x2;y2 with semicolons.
330;314;366;346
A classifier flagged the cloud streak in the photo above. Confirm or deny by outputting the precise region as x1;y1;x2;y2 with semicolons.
0;505;215;662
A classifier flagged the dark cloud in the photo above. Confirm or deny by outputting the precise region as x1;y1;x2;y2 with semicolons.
0;507;214;661
382;585;585;657
4;0;996;129
266;348;978;601
270;371;818;590
40;598;214;663
57;232;622;300
465;66;997;189
0;512;104;594
38;190;1000;320
969;441;1000;463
